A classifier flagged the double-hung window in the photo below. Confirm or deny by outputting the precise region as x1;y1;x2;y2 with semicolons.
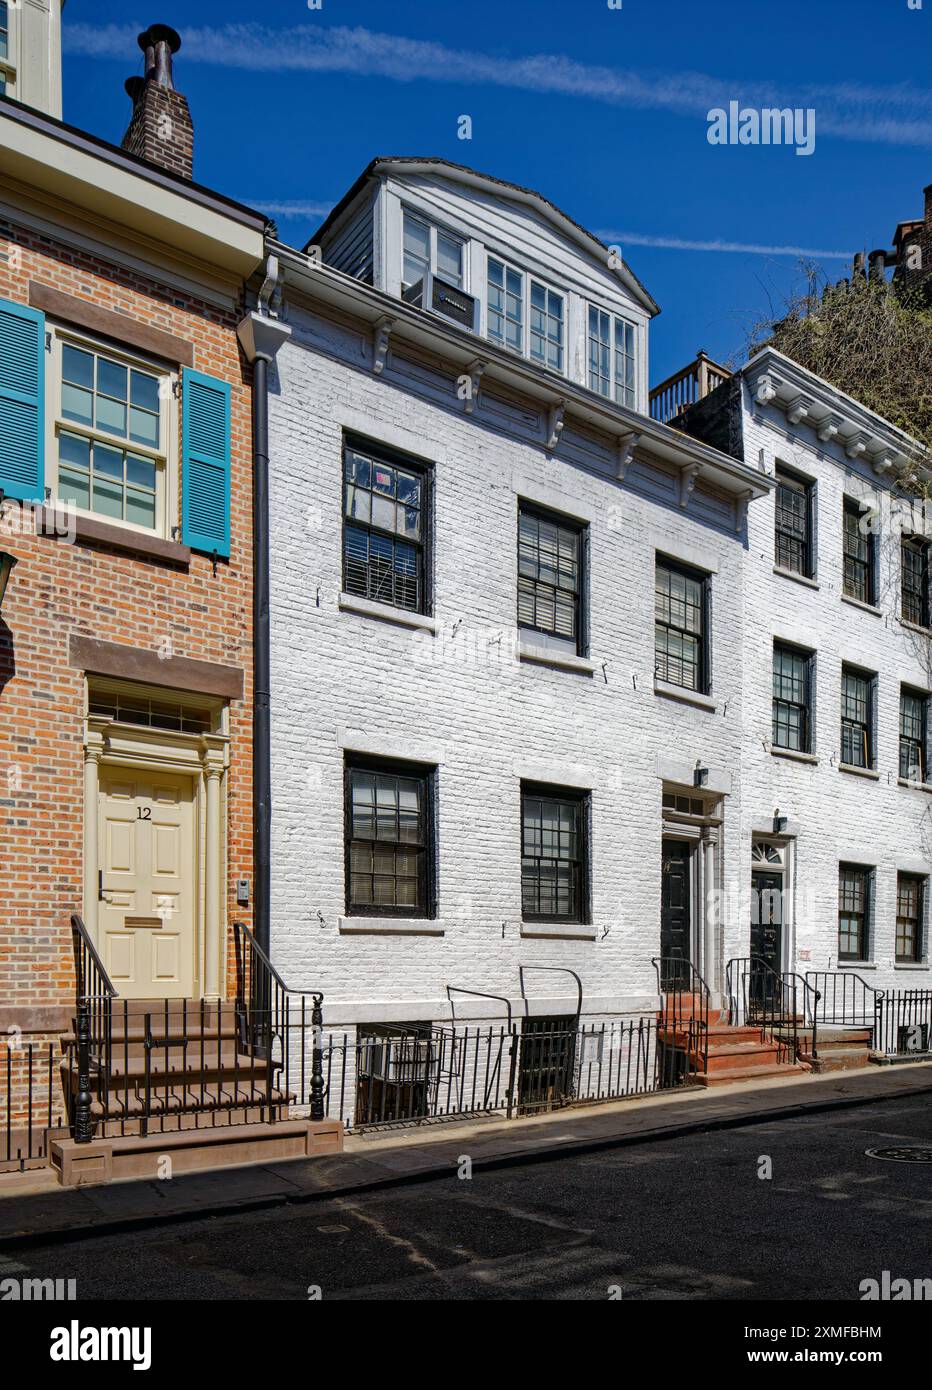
896;874;925;963
342;440;428;614
840;666;875;769
517;504;583;652
774;467;814;577
402;211;465;292
902;535;931;628
655;559;708;693
0;2;10;95
900;687;928;783
345;758;434;918
487;257;564;371
772;644;812;752
521;784;589;923
843;497;875;604
838;864;871;962
587;307;637;409
53;333;170;535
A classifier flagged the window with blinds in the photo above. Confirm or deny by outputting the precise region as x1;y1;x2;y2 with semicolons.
899;687;928;783
772;643;812;752
843;497;875;604
896;873;925;964
774;467;813;577
342;441;428;614
841;666;875;769
517;505;583;650
838;864;871;962
901;535;930;628
655;559;708;693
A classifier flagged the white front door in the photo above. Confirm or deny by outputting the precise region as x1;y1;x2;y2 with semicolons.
97;770;197;998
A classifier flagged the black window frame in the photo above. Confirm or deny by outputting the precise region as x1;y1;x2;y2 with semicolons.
772;642;813;753
896;873;925;964
654;556;710;695
342;435;432;617
901;534;931;629
774;466;814;578
842;497;876;605
520;782;591;925
899;686;929;784
838;863;872;963
840;665;876;769
343;754;436;919
516;501;587;655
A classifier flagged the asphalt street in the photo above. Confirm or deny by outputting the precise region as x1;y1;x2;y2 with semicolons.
6;1093;932;1301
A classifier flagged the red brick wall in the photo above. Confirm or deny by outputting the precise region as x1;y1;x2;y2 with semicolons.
0;217;254;1019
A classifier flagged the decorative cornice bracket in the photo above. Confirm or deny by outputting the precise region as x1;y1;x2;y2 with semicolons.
546;401;567;452
679;462;701;509
372;316;394;376
616;430;641;480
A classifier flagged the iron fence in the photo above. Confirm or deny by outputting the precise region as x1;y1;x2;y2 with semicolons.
874;989;932;1057
1;1042;66;1172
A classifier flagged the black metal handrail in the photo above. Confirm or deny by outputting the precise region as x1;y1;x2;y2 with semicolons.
726;956;821;1061
233;921;326;1120
70;915;117;1144
805;970;883;1029
651;956;711;1081
71;913;116;1001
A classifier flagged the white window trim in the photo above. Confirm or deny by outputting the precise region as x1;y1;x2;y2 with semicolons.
45;323;179;542
485;252;567;375
0;0;16;96
587;302;639;409
401;207;467;293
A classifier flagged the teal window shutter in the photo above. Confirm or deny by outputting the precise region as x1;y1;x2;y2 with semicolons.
0;298;45;503
181;369;231;558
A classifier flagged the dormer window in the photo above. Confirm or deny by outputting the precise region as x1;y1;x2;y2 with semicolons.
487;256;564;372
588;306;637;409
402;211;464;292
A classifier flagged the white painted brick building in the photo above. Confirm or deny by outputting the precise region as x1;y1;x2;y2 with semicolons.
263;159;930;1074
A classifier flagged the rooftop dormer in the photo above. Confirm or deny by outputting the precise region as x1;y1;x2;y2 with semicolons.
0;0;64;117
309;157;660;416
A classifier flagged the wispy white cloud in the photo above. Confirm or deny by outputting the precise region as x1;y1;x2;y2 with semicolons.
598;229;853;259
65;22;932;148
250;200;335;219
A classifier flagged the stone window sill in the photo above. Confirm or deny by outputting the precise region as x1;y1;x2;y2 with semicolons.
838;763;880;780
654;679;716;712
773;565;819;590
771;746;818;765
837;961;876;970
39;507;191;566
894;962;929;972
840;593;882;617
898;778;932;794
520;921;598;940
339;916;443;936
338;592;439;634
518;641;595;675
900;618;932;639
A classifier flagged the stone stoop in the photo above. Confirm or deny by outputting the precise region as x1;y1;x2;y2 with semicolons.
50;1118;344;1187
788;1026;874;1074
660;993;811;1087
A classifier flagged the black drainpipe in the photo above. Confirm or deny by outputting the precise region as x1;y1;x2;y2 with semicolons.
252;351;272;956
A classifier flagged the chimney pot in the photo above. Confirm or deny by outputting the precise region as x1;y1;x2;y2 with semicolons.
121;23;194;180
137;24;181;90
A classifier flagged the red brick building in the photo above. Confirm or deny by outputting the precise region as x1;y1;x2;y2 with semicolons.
0;25;267;1081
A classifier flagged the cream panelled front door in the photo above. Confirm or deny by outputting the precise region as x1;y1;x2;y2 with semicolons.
97;770;197;998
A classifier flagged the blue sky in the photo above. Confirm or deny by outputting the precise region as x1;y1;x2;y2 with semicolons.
61;0;930;383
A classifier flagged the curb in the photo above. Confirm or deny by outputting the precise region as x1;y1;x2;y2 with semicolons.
2;1073;931;1252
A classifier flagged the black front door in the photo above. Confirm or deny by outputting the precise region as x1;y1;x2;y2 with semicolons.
660;840;692;989
750;871;783;1009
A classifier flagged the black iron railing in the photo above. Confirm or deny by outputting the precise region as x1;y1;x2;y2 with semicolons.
652;956;711;1083
726;956;820;1062
233;921;326;1122
805;970;881;1029
1;1041;65;1172
874;989;932;1057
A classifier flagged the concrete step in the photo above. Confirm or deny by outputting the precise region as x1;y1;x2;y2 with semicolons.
804;1047;871;1074
51;1117;344;1186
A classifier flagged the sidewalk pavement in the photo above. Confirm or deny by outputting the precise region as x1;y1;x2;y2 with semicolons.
1;1061;930;1248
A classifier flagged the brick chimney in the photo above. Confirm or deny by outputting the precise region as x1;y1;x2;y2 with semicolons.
891;182;932;301
121;25;194;180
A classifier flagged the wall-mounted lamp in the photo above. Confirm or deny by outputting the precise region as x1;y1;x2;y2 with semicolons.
693;763;709;788
773;815;788;834
0;551;17;610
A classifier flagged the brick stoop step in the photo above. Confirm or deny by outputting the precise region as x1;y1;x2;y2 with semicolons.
55;998;343;1187
661;993;811;1087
